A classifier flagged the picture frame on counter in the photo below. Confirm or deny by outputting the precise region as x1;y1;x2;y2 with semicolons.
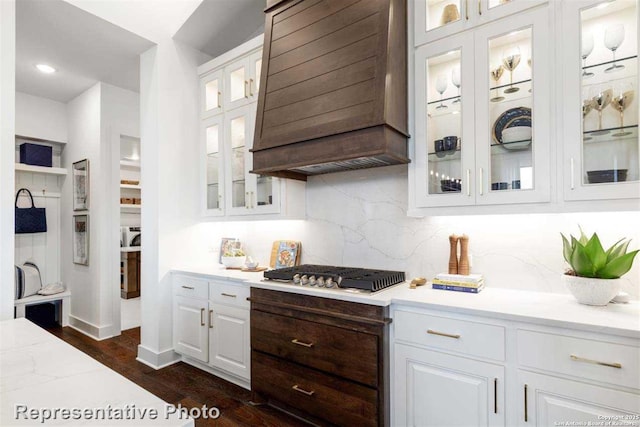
72;159;89;211
219;237;241;263
73;214;89;265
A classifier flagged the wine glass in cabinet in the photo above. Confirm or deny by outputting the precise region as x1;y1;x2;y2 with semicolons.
414;32;477;208
563;0;639;201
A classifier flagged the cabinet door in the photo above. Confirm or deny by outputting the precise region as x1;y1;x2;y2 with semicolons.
414;31;477;207
394;343;505;427
224;105;253;215
208;303;250;380
201;69;223;118
474;6;551;205
225;57;251;111
478;0;547;24
562;0;639;201
247;50;262;102
414;0;470;46
202;115;225;216
173;296;208;363
517;370;640;426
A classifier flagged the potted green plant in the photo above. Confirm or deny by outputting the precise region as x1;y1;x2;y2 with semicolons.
561;228;638;306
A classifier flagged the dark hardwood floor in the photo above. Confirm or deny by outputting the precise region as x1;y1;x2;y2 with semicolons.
45;325;309;427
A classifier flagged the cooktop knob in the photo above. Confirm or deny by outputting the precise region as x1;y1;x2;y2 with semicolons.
293;274;301;284
301;275;309;286
325;277;334;288
309;275;317;286
316;276;325;287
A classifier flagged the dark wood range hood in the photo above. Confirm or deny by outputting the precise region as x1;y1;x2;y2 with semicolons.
251;0;408;181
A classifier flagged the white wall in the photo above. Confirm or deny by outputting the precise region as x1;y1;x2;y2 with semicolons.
61;82;140;339
62;83;103;336
15;92;68;142
180;165;640;299
0;0;16;321
138;39;211;367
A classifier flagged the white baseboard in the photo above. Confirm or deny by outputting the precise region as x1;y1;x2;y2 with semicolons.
136;344;181;370
181;356;250;391
68;315;113;341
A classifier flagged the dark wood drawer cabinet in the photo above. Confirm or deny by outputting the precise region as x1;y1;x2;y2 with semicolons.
252;309;378;387
250;288;390;426
253;351;378;427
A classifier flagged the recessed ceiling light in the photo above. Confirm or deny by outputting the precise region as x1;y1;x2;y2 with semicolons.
35;64;56;74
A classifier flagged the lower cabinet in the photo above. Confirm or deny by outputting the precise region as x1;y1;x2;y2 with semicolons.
208;303;250;379
394;343;505;427
174;295;208;362
518;371;640;426
172;274;250;387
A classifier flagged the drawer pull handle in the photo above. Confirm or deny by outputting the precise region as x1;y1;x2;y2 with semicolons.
570;354;622;369
200;308;205;326
209;310;213;328
181;285;194;290
524;384;528;422
292;385;315;396
427;329;460;339
494;378;497;414
291;339;314;348
221;293;237;298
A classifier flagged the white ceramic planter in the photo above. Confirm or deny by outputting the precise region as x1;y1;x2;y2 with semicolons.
562;274;621;306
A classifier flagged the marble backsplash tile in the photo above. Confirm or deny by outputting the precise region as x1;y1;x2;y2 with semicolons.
187;165;640;299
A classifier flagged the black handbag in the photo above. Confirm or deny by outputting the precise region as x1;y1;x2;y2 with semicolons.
15;188;47;234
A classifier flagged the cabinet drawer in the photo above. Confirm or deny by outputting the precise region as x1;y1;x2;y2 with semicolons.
518;329;640;390
173;275;208;299
394;310;505;361
209;281;249;308
252;351;377;427
251;310;379;387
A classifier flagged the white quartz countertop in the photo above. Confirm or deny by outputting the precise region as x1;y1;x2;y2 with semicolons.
0;318;192;426
121;247;141;253
170;267;640;339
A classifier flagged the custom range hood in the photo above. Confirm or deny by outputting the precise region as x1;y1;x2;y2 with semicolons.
250;0;409;181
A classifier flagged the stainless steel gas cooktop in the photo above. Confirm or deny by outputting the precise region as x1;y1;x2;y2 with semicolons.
263;264;405;292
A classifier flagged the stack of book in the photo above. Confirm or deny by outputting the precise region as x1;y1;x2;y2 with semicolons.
432;273;485;293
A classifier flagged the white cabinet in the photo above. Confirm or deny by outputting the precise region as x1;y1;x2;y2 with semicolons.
518;371;640;426
392;304;640;427
414;0;547;46
173;295;208;363
208;303;250;379
394;343;505;427
561;0;639;201
172;274;251;388
198;36;304;219
413;6;552;210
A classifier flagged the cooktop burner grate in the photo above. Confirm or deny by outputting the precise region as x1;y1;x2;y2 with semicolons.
263;264;405;292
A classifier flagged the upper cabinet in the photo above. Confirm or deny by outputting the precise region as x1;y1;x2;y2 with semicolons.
413;6;552;209
562;0;639;201
414;0;548;46
251;0;409;181
198;36;305;219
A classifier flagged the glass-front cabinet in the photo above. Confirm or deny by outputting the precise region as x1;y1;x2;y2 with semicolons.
414;0;547;46
224;51;262;111
203;115;224;216
563;0;639;200
414;6;551;208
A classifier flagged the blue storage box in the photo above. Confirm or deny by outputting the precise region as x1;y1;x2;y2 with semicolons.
20;143;52;167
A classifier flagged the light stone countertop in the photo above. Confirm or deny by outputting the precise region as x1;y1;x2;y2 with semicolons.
0;318;193;426
170;266;640;339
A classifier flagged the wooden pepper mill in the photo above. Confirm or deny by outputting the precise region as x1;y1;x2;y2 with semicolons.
458;234;470;275
448;234;459;274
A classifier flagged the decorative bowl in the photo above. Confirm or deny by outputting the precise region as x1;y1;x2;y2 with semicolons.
501;126;531;143
586;169;628;184
221;256;246;269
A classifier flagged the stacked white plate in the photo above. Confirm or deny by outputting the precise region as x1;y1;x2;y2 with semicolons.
501;126;532;150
